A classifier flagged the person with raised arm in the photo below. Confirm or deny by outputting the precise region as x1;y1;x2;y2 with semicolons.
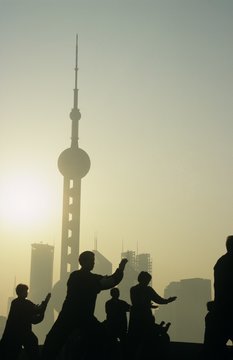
0;283;50;360
42;251;128;359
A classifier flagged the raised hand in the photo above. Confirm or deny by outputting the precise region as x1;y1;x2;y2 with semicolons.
44;293;51;305
167;296;177;303
119;258;128;271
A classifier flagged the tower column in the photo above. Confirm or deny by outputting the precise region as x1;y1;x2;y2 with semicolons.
52;36;91;314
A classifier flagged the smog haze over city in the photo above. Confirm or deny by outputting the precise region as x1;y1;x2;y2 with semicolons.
1;0;233;325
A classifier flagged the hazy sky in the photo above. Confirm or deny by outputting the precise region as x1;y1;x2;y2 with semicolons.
1;0;233;316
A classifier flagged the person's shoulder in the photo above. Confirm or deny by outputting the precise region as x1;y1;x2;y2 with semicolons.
130;284;138;290
24;299;36;307
70;269;80;275
68;270;81;279
120;299;130;306
214;253;228;268
9;298;18;309
67;270;81;284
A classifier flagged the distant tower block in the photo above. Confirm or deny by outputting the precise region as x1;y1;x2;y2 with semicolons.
136;253;152;274
53;36;90;313
29;243;54;344
58;35;90;280
29;243;54;302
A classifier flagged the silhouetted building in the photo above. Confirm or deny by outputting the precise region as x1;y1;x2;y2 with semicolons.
29;242;54;344
93;249;113;321
122;251;137;269
156;278;211;343
52;36;91;315
29;243;54;303
136;253;152;274
93;249;112;275
119;251;138;303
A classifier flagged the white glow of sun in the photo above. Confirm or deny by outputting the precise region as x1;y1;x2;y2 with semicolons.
0;173;52;227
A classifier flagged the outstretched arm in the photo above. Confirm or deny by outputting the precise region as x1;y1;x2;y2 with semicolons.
31;293;51;324
100;258;128;290
150;288;177;305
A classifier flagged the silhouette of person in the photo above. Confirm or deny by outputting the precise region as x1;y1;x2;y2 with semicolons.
42;251;128;360
203;235;233;359
0;283;51;360
128;271;176;359
202;301;226;359
104;287;131;356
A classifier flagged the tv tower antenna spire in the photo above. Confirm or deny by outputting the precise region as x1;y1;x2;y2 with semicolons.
74;34;78;109
70;34;80;147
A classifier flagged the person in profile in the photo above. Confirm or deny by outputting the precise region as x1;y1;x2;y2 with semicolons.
127;271;176;359
0;283;51;360
104;287;131;357
202;235;233;359
42;251;128;360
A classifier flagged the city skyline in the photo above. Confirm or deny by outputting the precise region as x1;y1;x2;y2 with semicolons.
1;1;233;319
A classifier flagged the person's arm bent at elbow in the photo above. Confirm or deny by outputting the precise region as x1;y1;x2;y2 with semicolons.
100;258;128;290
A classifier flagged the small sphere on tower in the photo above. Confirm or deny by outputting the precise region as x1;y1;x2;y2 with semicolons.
70;108;81;121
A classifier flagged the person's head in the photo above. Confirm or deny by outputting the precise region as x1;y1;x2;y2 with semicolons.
138;271;152;286
226;235;233;254
79;251;95;271
110;287;120;299
16;284;28;299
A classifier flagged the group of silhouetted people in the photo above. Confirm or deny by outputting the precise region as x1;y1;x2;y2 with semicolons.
1;235;233;359
0;250;176;360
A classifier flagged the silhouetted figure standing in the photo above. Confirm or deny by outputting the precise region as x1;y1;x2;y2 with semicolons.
42;251;128;360
104;287;131;358
0;283;50;360
203;235;233;359
128;271;176;360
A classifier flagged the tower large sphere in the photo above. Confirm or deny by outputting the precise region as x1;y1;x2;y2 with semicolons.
58;147;91;178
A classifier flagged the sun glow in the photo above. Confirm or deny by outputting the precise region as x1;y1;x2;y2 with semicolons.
0;172;53;227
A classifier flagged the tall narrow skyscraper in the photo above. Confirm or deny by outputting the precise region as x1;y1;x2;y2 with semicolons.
29;243;54;343
53;36;90;312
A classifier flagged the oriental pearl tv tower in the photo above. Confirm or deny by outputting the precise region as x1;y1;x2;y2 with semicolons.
53;35;90;312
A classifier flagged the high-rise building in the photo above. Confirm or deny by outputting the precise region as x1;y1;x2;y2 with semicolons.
29;243;54;303
156;278;212;343
122;251;136;269
29;242;54;344
52;36;90;314
136;253;152;274
93;249;112;275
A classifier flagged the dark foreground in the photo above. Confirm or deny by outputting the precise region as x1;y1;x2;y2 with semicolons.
17;342;206;360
